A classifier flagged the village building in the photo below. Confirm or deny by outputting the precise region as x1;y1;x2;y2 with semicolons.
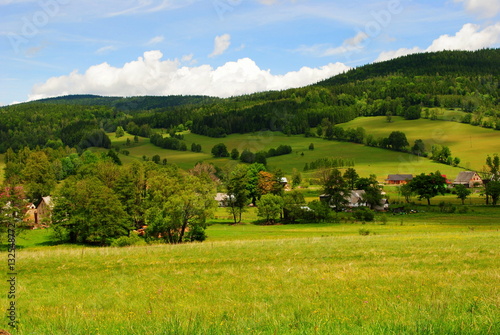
453;171;483;188
385;174;413;185
320;190;388;211
214;193;235;207
36;196;54;225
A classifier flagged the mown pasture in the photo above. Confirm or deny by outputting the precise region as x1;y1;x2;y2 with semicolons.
338;116;499;172
109;130;467;183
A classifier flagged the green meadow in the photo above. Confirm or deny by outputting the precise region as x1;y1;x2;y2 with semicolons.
2;211;499;334
338;116;499;172
109;130;467;182
1;116;498;335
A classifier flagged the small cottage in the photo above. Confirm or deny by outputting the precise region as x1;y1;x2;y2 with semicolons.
214;193;235;207
385;174;413;185
453;171;483;188
36;196;53;225
320;190;388;211
347;190;367;208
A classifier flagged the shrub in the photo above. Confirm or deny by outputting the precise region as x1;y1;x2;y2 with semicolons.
111;233;142;247
379;214;388;225
185;226;207;242
353;208;375;222
359;228;371;236
438;201;456;213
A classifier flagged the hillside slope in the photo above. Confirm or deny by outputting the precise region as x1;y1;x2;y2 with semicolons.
0;49;498;172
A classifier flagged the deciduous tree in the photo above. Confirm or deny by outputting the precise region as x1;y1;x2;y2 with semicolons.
388;131;409;151
211;143;229;158
454;184;471;205
322;168;349;211
52;177;132;245
257;194;284;224
23;151;57;203
408;171;447;205
225;165;249;224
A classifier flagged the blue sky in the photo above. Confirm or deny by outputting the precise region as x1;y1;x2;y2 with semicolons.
1;0;500;106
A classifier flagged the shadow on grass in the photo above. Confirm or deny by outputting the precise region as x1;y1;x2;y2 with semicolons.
0;240;64;251
34;240;64;247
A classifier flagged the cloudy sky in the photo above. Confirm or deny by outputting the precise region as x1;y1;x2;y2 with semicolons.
1;0;500;105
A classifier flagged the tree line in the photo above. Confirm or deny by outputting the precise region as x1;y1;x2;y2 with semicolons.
1;147;218;245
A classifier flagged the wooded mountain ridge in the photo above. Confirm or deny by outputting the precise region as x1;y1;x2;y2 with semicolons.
0;49;498;153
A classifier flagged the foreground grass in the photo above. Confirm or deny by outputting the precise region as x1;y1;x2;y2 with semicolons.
1;222;498;334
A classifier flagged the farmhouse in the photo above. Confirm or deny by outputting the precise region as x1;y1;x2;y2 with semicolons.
385;174;413;185
214;193;235;207
36;196;54;225
347;190;367;208
320;190;388;211
453;171;483;188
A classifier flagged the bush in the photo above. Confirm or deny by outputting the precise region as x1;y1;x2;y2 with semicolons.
438;201;456;213
110;233;142;247
352;208;375;222
378;214;388;225
185;226;207;242
359;228;371;236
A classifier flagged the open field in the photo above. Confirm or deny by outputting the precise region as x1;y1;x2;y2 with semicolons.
109;131;466;182
2;217;499;334
338;116;499;172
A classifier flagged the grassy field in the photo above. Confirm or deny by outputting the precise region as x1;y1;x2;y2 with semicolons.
338;116;499;172
109;131;466;183
2;214;499;334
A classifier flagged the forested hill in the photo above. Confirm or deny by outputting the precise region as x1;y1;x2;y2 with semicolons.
36;94;221;111
317;48;500;86
0;49;499;153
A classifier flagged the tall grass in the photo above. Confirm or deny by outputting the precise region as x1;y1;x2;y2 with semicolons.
2;227;498;334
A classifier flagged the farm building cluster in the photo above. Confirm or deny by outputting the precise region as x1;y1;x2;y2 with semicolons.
385;171;483;188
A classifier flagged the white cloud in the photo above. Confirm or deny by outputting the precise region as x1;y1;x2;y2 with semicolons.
258;0;278;4
106;0;197;17
375;47;423;63
209;34;231;58
427;23;500;51
455;0;500;18
375;22;500;62
146;35;164;45
258;0;299;5
296;32;369;57
181;54;194;62
0;0;35;5
29;50;350;100
95;45;117;55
